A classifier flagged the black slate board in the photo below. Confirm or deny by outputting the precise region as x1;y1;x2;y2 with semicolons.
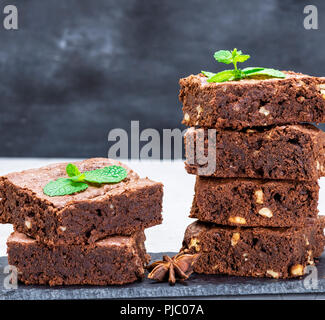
0;253;325;300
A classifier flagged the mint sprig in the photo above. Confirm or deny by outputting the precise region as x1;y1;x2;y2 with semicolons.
66;163;81;177
43;163;128;197
202;48;285;83
84;166;128;184
43;178;89;197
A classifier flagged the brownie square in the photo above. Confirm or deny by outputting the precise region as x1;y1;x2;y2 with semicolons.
191;177;319;227
0;158;163;244
182;218;325;279
185;124;325;181
7;231;150;286
179;72;325;129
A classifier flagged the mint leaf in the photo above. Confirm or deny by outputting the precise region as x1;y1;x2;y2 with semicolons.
214;50;233;64
244;68;286;78
43;178;88;197
207;70;236;83
231;49;250;71
231;48;238;57
201;70;216;78
242;67;265;75
66;163;81;177
70;173;86;182
213;48;250;73
84;165;128;184
234;54;250;63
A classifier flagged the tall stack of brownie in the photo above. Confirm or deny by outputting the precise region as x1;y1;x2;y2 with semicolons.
179;71;325;278
0;158;163;285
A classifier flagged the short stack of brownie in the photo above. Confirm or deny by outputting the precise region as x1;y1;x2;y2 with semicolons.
179;71;325;278
0;158;163;285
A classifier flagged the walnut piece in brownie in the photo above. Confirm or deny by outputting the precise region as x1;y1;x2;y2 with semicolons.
185;124;325;181
179;72;325;129
182;218;325;279
191;177;319;227
0;158;163;244
7;231;150;286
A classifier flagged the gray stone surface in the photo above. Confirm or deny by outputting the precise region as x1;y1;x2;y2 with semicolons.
0;253;325;300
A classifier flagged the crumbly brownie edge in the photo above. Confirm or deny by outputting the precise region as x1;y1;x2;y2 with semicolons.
2;177;163;244
0;176;58;232
0;179;10;223
181;218;325;279
7;232;150;286
179;72;325;129
57;180;164;244
184;124;325;181
190;177;319;227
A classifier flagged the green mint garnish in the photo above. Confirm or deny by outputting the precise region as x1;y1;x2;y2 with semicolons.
214;48;250;69
202;48;286;83
66;163;86;182
43;178;89;197
43;163;128;197
242;67;286;78
66;163;81;177
204;70;237;83
84;166;128;184
70;173;86;182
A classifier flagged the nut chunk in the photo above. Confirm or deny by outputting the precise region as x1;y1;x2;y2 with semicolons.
181;218;325;279
7;231;150;286
0;158;163;244
191;177;319;227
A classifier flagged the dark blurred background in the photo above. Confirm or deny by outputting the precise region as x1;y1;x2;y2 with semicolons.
0;0;324;158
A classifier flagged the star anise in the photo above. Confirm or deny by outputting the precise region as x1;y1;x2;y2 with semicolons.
147;252;198;286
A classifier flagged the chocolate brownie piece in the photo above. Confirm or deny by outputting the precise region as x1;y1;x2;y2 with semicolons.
0;158;163;244
179;72;325;129
7;231;150;286
191;177;319;227
0;196;8;223
182;218;325;279
185;124;325;181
